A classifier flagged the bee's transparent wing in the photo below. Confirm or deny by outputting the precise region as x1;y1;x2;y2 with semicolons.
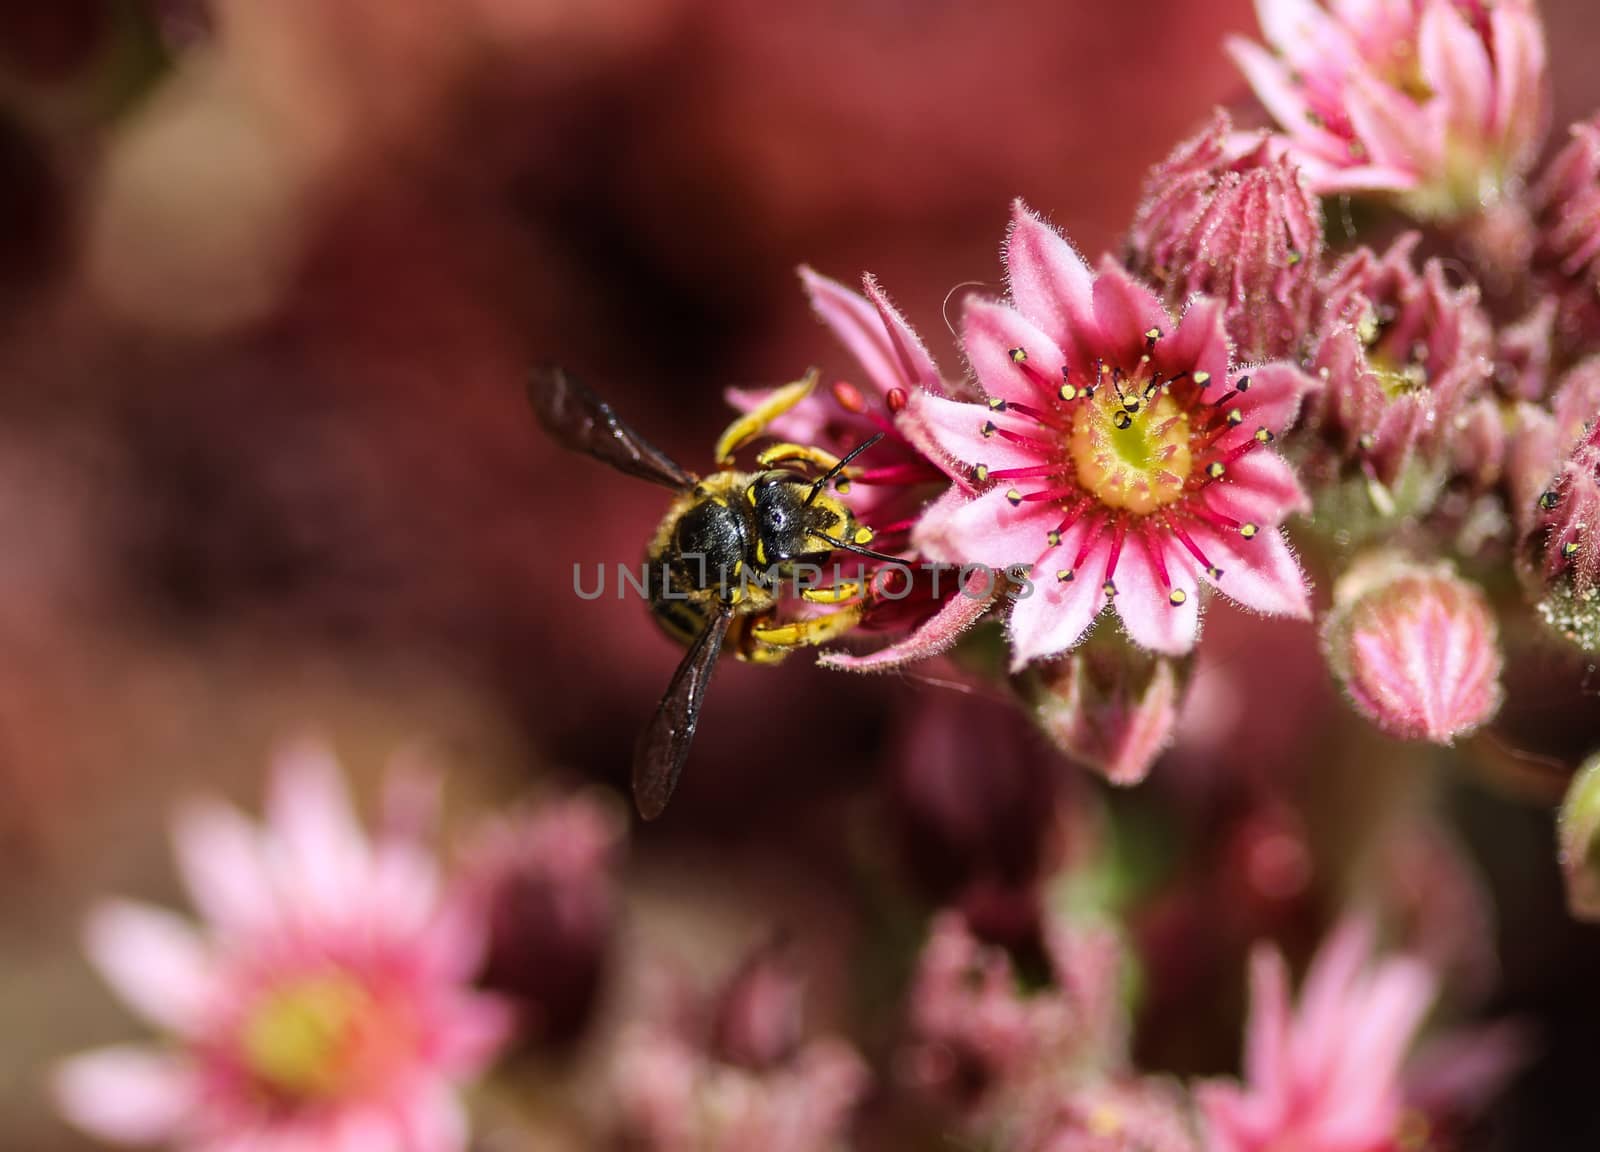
528;366;696;490
633;602;732;819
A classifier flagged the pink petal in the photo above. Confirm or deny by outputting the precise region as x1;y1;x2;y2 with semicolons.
1008;519;1110;668
1003;200;1097;350
433;992;517;1076
54;1047;193;1145
85;901;214;1034
800;266;938;399
172;798;275;936
1294;916;1375;1078
820;568;998;671
1209;451;1312;524
1090;258;1174;367
1344;67;1438;175
1219;363;1313;450
266;738;371;917
1243;946;1291;1105
1112;536;1201;655
913;485;1057;568
1161;297;1232;394
1490;4;1547;171
1226;37;1350;163
1191;523;1311;620
402;1087;469;1152
1255;0;1359;69
897;391;1041;482
1326;958;1437;1117
1418;0;1494;141
962;297;1068;405
723;384;831;447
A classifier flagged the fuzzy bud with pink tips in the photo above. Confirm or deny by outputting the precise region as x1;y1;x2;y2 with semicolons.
1321;554;1503;743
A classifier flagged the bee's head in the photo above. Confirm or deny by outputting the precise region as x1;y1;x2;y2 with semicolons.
751;472;844;566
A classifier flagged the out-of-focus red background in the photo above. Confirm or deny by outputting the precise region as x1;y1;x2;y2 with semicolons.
3;1;1600;1148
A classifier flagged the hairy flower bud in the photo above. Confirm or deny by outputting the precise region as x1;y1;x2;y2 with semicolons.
1322;554;1503;743
1532;116;1600;355
1559;754;1600;921
1521;423;1600;652
1304;235;1493;493
1125;112;1323;363
1017;638;1189;786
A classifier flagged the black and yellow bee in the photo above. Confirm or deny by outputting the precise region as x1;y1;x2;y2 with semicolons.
529;367;896;819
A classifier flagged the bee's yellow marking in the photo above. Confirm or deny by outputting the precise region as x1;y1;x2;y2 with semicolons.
756;441;842;473
752;604;866;648
747;484;759;504
755;539;767;566
713;369;819;466
803;582;862;604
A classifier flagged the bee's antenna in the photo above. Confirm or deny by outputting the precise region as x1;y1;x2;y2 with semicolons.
814;532;906;565
806;433;885;506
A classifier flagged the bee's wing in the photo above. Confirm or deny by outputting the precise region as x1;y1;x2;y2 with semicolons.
528;366;696;490
633;602;732;820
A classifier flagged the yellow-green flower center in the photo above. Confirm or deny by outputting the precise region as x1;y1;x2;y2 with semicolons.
238;973;412;1102
1069;387;1192;515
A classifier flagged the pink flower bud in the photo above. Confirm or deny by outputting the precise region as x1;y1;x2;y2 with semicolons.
1305;236;1492;490
1521;425;1600;652
1018;638;1188;786
1448;397;1507;493
1125;112;1323;363
1321;554;1503;743
1559;754;1600;921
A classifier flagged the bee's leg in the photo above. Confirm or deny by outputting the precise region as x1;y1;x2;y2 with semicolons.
714;369;819;466
728;614;794;664
750;601;868;649
800;581;864;605
754;442;842;475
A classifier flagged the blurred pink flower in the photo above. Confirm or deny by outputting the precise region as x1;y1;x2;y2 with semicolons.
1125;112;1324;364
54;739;513;1151
610;943;868;1152
1228;0;1547;218
902;201;1312;667
1198;917;1437;1152
1321;553;1503;743
902;910;1127;1118
456;791;624;1048
1008;1077;1200;1152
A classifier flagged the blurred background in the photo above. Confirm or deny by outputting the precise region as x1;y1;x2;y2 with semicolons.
3;1;1600;1148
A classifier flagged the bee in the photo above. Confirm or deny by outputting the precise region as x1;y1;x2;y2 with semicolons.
528;366;897;819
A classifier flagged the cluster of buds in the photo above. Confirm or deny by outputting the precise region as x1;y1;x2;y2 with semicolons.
1302;235;1493;500
1532;116;1600;355
1124;113;1324;364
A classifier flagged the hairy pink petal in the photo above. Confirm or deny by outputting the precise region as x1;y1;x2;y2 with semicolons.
820;568;998;671
1419;0;1494;141
1191;525;1311;620
1113;537;1201;655
961;297;1068;406
1004;200;1097;352
172;798;275;936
